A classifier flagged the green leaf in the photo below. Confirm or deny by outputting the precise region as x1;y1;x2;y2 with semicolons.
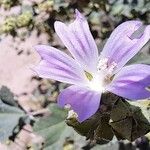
89;12;101;25
66;114;114;144
33;104;67;131
91;142;119;150
111;4;124;15
22;5;34;14
110;100;150;141
33;104;86;150
0;99;25;142
0;86;18;106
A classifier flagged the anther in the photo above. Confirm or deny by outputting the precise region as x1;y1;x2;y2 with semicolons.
97;58;108;71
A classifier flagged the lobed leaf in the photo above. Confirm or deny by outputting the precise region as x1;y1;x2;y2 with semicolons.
33;104;86;150
0;99;25;142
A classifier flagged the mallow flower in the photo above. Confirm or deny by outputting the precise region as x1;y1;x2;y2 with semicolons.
34;10;150;122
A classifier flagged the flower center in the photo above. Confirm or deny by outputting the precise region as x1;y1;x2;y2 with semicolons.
86;58;117;92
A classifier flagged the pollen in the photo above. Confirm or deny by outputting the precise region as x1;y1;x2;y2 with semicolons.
97;58;108;71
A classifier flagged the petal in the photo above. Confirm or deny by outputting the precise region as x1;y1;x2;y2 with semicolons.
58;85;101;122
54;9;99;73
34;45;87;85
100;21;150;73
107;64;150;100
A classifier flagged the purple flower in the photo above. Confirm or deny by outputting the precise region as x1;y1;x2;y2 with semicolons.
34;10;150;122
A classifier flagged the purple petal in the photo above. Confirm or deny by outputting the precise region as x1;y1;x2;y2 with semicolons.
58;85;101;122
34;45;87;85
54;9;99;73
107;64;150;100
100;21;150;73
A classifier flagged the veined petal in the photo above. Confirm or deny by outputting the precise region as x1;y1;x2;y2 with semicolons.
34;45;87;85
100;21;150;73
58;85;101;122
54;9;99;73
107;64;150;100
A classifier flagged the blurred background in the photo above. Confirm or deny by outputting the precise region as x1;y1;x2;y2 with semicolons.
0;0;150;149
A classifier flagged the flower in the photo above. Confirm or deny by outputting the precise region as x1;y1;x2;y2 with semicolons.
34;9;150;122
